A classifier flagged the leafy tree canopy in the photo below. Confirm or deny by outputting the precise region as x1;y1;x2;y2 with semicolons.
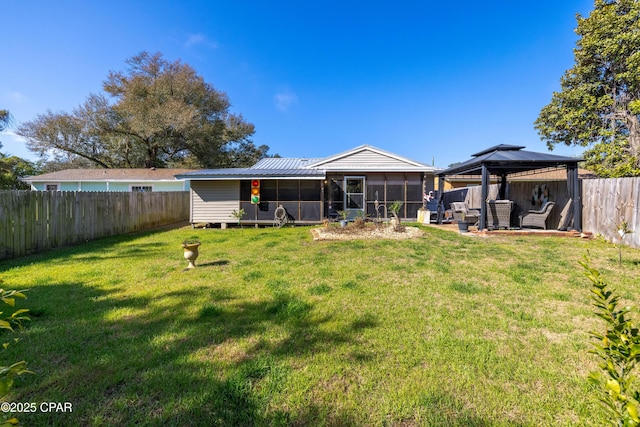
0;154;38;190
0;110;38;189
17;52;275;169
535;0;640;177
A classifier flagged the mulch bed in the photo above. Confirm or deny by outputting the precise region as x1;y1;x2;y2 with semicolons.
310;224;425;241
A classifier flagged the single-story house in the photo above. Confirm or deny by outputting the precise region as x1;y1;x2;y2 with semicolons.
23;168;195;192
176;145;441;226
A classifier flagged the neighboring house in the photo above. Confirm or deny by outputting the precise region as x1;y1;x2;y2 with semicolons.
176;145;441;226
23;168;195;192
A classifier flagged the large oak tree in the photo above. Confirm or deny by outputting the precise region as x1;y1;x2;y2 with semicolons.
18;52;272;169
535;0;640;177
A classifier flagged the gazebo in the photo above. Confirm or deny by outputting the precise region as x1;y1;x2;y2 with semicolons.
437;145;583;231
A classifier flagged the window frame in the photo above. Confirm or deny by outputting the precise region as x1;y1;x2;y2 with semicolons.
130;184;154;192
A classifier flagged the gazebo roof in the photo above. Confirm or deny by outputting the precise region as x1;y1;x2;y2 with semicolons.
439;144;583;176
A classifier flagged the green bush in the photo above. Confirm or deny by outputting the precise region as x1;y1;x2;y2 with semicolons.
0;281;31;426
582;257;640;426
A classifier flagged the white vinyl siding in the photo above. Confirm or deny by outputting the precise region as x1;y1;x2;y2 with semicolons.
191;181;240;223
316;149;426;171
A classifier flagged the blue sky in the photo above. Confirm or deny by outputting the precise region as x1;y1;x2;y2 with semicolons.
1;1;594;168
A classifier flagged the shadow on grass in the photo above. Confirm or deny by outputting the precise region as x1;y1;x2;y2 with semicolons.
0;228;176;267
9;280;388;426
193;260;230;267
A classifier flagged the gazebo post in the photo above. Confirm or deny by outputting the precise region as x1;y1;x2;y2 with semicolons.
437;174;445;223
480;165;489;230
568;164;582;231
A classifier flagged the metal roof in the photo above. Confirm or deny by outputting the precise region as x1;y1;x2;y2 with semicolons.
439;144;583;176
175;167;325;180
251;158;323;169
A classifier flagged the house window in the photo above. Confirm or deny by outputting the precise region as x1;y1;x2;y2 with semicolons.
131;185;153;192
45;184;59;191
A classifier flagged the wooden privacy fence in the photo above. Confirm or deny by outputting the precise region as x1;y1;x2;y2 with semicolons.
582;177;640;248
0;191;189;260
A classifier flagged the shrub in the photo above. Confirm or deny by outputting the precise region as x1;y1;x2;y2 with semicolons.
581;257;640;426
388;201;404;232
0;281;31;426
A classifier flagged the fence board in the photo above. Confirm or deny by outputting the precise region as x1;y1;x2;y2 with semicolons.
0;191;189;260
582;177;640;248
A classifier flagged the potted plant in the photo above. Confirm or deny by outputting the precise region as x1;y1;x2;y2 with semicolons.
457;213;470;232
181;239;201;269
336;210;349;227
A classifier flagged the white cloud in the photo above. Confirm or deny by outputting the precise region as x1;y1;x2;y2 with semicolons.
274;90;298;112
9;91;26;103
1;131;26;142
1;130;36;160
1;91;27;105
184;33;218;49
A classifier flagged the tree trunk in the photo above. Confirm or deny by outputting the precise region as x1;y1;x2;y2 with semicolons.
626;113;640;163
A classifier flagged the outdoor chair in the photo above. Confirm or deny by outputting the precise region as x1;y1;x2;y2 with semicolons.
449;202;480;225
486;200;513;230
519;201;555;230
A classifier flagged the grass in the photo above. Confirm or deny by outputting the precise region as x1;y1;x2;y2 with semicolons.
0;224;639;426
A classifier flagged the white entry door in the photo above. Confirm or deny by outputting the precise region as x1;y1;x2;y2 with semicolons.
344;176;365;220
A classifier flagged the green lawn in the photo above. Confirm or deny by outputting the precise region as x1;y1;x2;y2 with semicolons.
0;224;638;426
